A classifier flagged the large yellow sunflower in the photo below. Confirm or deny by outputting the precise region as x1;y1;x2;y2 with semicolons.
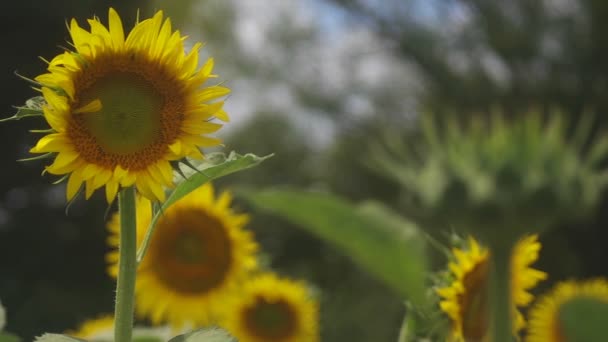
107;183;258;328
30;8;229;203
436;235;547;341
222;273;319;342
526;279;608;342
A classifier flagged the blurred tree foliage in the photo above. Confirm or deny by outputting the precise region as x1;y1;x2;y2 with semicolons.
331;0;608;120
328;0;608;287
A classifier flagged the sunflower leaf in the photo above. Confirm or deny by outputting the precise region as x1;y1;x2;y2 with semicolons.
137;152;272;263
239;189;428;307
33;334;85;342
1;96;45;122
167;328;235;342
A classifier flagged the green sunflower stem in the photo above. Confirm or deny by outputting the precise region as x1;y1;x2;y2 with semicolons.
114;186;137;342
489;242;513;342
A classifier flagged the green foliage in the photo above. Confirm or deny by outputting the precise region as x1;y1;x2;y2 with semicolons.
167;328;234;342
241;189;428;307
559;297;608;342
372;111;608;244
136;151;272;263
0;96;45;122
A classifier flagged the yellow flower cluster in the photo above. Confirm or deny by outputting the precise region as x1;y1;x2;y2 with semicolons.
106;183;319;342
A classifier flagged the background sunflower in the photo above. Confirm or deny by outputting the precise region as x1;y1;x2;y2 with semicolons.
437;235;546;341
526;279;608;342
222;273;319;342
107;183;258;328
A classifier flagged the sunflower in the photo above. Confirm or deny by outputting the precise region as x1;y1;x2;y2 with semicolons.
67;315;114;340
436;235;547;341
106;183;258;328
526;279;608;342
222;273;319;342
30;8;229;203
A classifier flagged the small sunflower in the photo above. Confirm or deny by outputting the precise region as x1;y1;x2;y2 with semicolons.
107;183;258;328
222;273;319;342
67;315;114;340
30;8;229;203
526;279;608;342
436;235;547;341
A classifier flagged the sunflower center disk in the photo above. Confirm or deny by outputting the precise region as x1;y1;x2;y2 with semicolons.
151;208;232;294
245;298;297;339
78;73;163;155
460;259;490;340
558;297;608;341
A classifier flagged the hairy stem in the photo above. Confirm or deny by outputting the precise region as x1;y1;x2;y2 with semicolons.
114;186;137;342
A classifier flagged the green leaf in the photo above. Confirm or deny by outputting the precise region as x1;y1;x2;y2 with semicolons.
1;96;45;122
168;328;235;342
136;152;272;263
33;334;86;342
559;297;608;342
132;337;164;342
131;326;173;342
240;189;428;306
0;332;20;342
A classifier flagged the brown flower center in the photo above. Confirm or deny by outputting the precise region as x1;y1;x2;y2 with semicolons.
67;53;186;171
146;206;232;294
243;297;298;340
459;258;490;341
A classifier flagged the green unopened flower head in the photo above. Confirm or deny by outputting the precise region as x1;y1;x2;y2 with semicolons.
371;109;608;247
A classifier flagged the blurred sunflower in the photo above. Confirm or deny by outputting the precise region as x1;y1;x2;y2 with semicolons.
30;8;229;203
67;315;113;340
436;235;546;341
107;183;258;328
222;273;319;342
526;279;608;342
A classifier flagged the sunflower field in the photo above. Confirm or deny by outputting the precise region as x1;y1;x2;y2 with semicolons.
1;1;608;342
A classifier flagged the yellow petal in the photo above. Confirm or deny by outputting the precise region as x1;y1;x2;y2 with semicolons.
74;99;102;114
114;164;128;179
181;121;223;135
195;86;231;103
154;162;174;185
120;171;137;187
105;180;119;203
185;135;222;148
145;174;166;202
181;43;202;76
152;17;172;59
48;151;79;172
85;178;96;199
80;163;100;180
92;169;113;189
66;172;83;201
30;134;68;153
69;18;93;54
168;140;182;155
214;109;230;122
108;8;125;48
